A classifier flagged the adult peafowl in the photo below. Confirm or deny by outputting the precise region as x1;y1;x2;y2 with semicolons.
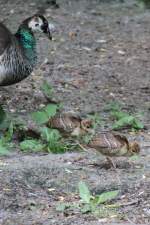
0;14;53;86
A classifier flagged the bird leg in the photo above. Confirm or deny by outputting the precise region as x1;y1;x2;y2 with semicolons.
106;156;117;170
106;157;121;184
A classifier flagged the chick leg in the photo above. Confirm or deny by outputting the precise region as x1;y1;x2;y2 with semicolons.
106;157;121;184
106;156;117;169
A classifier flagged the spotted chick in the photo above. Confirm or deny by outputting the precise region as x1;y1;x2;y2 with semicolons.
88;132;140;168
47;112;93;137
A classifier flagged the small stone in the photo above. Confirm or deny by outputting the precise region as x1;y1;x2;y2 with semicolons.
118;50;126;55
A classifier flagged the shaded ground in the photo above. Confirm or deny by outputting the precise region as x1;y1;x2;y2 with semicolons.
0;0;150;224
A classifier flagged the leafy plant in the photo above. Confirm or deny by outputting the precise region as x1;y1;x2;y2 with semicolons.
56;181;119;218
78;181;119;209
78;181;91;204
41;81;54;99
20;125;73;153
111;111;144;130
105;102;144;130
0;122;14;155
31;103;58;125
20;139;45;152
32;82;59;123
104;101;122;112
40;127;67;153
137;0;150;9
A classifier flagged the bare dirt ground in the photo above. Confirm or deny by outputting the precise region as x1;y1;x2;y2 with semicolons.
0;0;150;224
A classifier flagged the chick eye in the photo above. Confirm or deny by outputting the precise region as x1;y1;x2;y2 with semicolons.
35;23;39;27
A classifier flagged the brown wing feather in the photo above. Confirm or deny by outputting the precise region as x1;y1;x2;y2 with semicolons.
0;23;12;55
112;133;129;150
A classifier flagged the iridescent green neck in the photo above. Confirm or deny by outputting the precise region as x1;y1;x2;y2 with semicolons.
15;27;37;65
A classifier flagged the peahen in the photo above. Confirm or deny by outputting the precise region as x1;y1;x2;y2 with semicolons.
0;14;53;86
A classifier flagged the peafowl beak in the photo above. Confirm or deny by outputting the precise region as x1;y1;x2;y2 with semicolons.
41;22;53;40
48;23;56;40
47;28;52;40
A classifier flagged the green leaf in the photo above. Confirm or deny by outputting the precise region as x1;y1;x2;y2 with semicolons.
4;122;14;142
41;81;54;98
112;115;134;130
105;101;122;112
80;204;91;213
44;104;57;118
0;143;9;155
20;139;45;152
132;119;144;130
40;127;61;142
112;114;144;130
78;181;91;204
40;127;66;153
56;203;68;212
56;202;74;212
31;111;49;124
129;155;140;161
111;111;129;120
96;190;119;205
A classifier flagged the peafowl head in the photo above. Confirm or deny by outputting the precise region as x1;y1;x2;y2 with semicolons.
20;14;53;40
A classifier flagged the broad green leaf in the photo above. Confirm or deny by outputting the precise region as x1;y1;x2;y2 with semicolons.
0;144;9;155
78;181;91;204
111;111;129;120
40;127;51;142
129;155;140;161
31;111;49;124
4;122;14;142
56;203;68;212
40;127;61;142
112;116;134;130
80;204;91;213
40;127;65;153
97;190;119;205
20;139;45;152
44;104;57;118
132;119;144;130
112;115;144;130
41;81;53;98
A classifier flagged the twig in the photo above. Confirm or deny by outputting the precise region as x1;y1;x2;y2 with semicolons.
76;142;89;152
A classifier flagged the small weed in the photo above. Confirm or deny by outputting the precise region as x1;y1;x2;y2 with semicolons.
56;181;119;218
137;0;150;9
111;111;144;131
41;81;54;99
20;139;45;152
31;103;58;125
0;122;14;155
105;102;144;130
104;101;122;112
20;126;73;154
40;127;69;153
